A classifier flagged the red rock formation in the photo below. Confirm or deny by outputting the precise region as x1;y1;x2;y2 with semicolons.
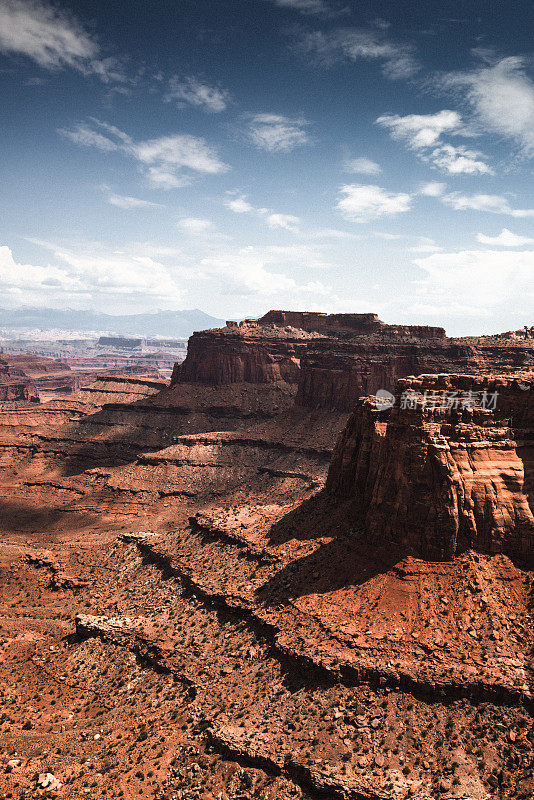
258;309;446;339
298;338;534;410
173;323;315;385
172;311;534;413
327;372;534;563
0;352;77;401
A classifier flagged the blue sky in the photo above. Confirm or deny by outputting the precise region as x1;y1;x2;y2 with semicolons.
1;0;534;335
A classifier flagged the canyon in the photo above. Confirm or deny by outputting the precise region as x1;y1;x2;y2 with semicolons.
0;353;78;404
0;311;533;800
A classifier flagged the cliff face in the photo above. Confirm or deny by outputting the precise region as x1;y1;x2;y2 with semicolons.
298;339;534;410
327;373;534;563
171;312;534;413
172;324;316;386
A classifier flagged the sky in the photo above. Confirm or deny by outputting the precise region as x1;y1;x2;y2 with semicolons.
1;0;534;335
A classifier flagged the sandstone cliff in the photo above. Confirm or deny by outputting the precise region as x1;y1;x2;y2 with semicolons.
171;311;534;414
327;373;534;563
172;322;316;386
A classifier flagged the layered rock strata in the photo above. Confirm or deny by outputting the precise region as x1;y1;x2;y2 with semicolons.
173;312;534;412
327;373;534;564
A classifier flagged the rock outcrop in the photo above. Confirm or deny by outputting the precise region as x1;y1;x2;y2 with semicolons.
0;352;77;402
172;311;534;412
173;322;316;386
327;372;534;563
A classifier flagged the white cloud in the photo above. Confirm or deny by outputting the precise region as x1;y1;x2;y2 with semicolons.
442;192;534;217
299;27;419;79
105;192;162;209
419;181;446;197
60;120;229;188
267;213;300;232
411;247;534;319
165;75;229;112
224;194;255;214
0;0;124;81
60;122;119;152
132;134;227;174
444;56;534;155
429;144;493;175
177;217;213;235
337;183;411;222
248;114;310;153
476;228;534;246
344;157;381;175
377;109;461;147
223;192;357;240
0;241;182;308
376;110;492;174
199;244;332;297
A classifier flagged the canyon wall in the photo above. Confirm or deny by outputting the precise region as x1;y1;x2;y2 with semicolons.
171;312;534;413
172;324;315;386
327;372;534;563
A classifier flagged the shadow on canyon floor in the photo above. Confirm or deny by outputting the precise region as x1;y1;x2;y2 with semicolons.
258;523;406;605
0;498;99;538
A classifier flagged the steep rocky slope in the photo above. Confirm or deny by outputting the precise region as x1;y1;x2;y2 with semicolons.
327;373;534;563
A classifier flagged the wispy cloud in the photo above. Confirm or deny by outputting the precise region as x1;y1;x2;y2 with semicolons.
0;0;125;82
248;114;310;153
376;110;493;175
223;191;355;240
476;228;534;246
343;157;381;175
441;192;534;217
60;121;120;152
165;75;229;112
441;56;534;155
102;187;163;209
199;244;332;298
177;217;213;235
267;213;301;233
224;193;255;213
60;119;229;189
299;27;419;79
267;0;346;15
419;181;446;197
337;183;412;222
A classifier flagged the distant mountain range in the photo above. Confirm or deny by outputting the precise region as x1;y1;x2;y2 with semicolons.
0;308;226;339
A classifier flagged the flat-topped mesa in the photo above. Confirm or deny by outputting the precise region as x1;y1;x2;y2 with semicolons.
171;311;445;389
257;309;446;339
172;322;321;386
171;311;534;413
326;372;534;564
